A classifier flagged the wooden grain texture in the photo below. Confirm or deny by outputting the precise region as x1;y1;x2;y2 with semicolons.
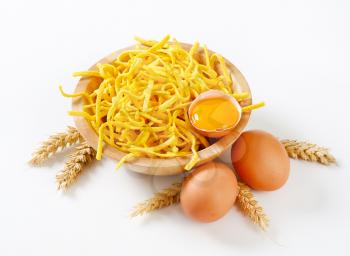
72;43;252;175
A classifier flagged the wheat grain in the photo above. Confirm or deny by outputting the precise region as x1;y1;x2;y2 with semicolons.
29;126;82;165
56;141;96;190
236;182;269;230
131;182;182;217
281;139;336;165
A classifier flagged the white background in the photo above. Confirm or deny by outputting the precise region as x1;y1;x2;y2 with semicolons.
0;0;349;255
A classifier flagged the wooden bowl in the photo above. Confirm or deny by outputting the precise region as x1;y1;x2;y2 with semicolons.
72;43;252;175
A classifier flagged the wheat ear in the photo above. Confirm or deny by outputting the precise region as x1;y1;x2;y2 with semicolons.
236;182;269;230
56;141;96;190
131;182;182;217
29;126;82;165
281;139;336;165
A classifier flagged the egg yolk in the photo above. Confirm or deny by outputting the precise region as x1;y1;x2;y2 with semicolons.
190;97;240;131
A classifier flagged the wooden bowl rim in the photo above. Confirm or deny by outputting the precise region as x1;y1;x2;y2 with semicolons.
72;43;252;172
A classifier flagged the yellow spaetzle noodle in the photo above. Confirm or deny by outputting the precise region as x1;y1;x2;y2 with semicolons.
61;35;263;170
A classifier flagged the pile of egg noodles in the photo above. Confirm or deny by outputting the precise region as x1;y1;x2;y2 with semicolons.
61;35;254;170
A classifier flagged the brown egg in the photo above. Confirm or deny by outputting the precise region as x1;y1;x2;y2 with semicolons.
231;130;290;191
180;162;238;223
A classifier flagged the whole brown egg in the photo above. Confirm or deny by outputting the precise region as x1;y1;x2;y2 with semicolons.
231;130;290;191
180;162;238;223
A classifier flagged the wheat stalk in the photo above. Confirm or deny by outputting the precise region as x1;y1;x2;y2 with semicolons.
131;181;269;230
131;182;182;217
236;182;269;230
29;126;82;165
281;139;336;165
56;141;96;190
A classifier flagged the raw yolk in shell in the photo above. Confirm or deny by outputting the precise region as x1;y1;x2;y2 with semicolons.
190;98;240;131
